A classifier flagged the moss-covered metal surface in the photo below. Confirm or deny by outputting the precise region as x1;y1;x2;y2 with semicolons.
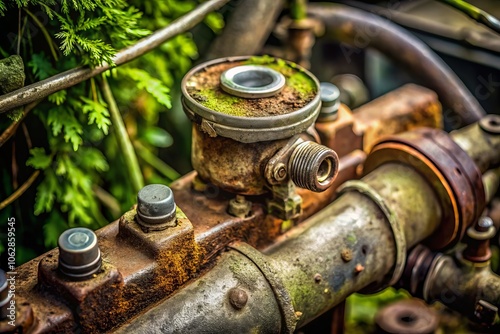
186;55;317;117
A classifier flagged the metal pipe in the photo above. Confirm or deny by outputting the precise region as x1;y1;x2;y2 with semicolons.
307;3;485;126
0;0;231;114
206;0;285;59
114;162;442;333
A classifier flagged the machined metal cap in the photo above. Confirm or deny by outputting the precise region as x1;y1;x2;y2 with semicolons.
58;228;101;279
220;65;285;98
136;184;177;231
319;82;340;120
182;56;321;143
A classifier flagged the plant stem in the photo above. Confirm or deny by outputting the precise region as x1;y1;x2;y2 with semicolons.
17;8;21;55
93;185;121;218
0;100;40;148
134;141;181;181
100;76;144;193
24;9;59;61
0;170;40;210
290;0;308;21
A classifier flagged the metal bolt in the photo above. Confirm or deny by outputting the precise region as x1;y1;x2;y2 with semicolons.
318;82;340;121
476;216;494;232
273;163;287;182
341;249;353;262
58;227;101;279
0;269;11;319
136;184;177;231
228;195;252;218
474;299;498;325
228;287;248;310
235;195;245;203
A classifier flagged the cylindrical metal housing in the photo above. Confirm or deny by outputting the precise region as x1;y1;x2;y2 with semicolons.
184;56;327;194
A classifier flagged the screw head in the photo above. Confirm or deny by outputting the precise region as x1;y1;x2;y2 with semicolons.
58;227;101;279
228;287;248;310
476;216;494;232
136;184;177;231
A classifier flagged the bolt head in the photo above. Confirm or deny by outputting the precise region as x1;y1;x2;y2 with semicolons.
58;227;101;279
228;287;248;310
137;184;175;218
476;216;494;232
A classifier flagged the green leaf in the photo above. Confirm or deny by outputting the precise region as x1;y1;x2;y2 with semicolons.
34;169;60;215
48;90;67;105
27;53;56;80
47;106;83;151
121;68;172;108
27;147;53;169
76;147;109;172
205;12;224;33
81;97;111;134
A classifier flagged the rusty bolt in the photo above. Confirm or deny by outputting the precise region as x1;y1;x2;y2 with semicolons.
341;249;352;262
474;300;498;325
354;264;364;273
273;163;287;182
314;273;322;283
228;287;248;310
228;195;252;218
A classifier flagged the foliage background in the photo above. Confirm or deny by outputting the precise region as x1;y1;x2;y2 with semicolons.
0;0;224;264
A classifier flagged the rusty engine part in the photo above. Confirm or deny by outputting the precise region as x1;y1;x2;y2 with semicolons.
115;116;500;333
0;54;453;333
2;48;499;334
183;56;339;197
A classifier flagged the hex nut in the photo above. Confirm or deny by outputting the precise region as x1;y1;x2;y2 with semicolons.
228;195;251;218
58;227;102;280
136;184;177;231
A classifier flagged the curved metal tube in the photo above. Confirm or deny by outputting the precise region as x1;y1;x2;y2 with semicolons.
308;3;485;126
0;0;230;114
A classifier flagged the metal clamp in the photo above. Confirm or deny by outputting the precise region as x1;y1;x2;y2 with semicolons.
230;242;297;334
338;180;407;288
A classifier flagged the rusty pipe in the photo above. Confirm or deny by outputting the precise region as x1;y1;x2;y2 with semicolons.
206;0;285;59
307;3;485;126
401;245;500;326
114;162;442;333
